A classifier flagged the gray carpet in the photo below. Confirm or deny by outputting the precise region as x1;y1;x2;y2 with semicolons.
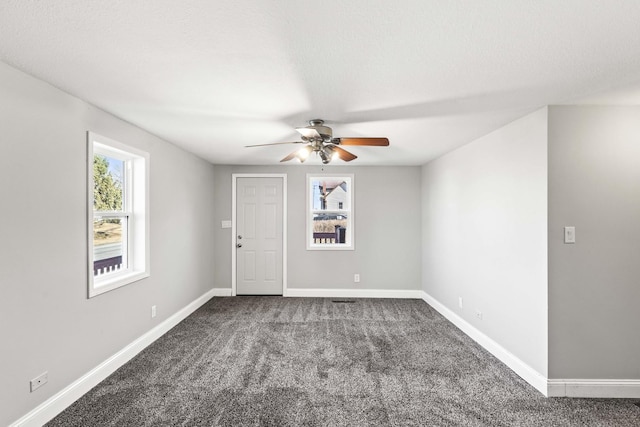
48;297;640;426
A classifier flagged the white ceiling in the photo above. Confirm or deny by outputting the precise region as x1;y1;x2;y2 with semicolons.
3;1;640;165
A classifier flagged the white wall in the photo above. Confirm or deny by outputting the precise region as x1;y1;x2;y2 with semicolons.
0;61;216;426
421;108;548;377
213;165;422;293
548;106;640;380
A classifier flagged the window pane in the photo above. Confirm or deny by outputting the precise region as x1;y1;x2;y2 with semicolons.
93;217;127;276
311;179;349;211
312;213;348;244
93;154;124;211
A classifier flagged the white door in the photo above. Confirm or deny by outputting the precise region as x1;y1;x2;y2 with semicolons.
236;177;284;295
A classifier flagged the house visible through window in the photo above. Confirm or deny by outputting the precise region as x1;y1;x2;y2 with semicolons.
307;174;354;250
88;132;149;297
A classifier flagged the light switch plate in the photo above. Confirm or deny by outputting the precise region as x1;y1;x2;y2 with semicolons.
221;220;232;229
564;226;576;244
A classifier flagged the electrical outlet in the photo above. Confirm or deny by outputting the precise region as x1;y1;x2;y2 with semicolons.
475;310;483;320
30;371;48;392
151;305;157;318
458;297;463;308
354;274;360;283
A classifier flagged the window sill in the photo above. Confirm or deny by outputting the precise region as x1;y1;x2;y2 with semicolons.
307;245;354;251
89;270;150;298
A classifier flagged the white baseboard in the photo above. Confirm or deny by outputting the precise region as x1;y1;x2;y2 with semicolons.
212;287;232;297
284;288;424;299
421;291;549;396
547;379;640;398
11;289;217;427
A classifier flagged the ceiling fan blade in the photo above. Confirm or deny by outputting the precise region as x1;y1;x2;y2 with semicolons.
332;146;358;162
245;141;303;148
334;137;389;146
280;150;299;162
296;127;321;139
280;145;313;163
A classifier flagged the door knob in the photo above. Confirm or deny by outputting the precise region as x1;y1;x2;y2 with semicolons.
237;235;242;239
236;243;242;248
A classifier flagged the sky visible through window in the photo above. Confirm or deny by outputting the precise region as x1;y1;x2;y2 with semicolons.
106;156;123;186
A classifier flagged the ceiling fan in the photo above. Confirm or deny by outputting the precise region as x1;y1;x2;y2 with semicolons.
245;119;389;164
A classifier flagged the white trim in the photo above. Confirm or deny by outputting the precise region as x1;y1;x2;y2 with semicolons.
306;174;355;251
421;290;549;396
10;289;216;427
284;288;423;299
88;131;150;298
231;174;287;297
212;287;233;297
547;379;640;398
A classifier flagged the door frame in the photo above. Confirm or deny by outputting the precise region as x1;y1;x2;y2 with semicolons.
231;173;287;296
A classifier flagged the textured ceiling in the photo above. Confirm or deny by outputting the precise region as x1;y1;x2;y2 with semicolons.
2;0;640;165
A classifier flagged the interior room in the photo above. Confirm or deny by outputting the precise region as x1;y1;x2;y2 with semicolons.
2;1;640;425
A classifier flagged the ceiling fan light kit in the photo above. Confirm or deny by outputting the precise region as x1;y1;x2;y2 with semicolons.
296;145;313;162
245;119;389;164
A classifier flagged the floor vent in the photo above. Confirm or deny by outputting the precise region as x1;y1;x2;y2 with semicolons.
332;300;356;304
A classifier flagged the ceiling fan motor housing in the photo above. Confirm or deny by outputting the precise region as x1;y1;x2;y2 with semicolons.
308;119;333;142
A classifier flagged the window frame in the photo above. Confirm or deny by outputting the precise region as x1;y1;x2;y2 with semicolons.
306;174;354;251
88;132;150;298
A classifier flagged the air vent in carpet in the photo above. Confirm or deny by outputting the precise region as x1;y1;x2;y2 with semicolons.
332;300;356;303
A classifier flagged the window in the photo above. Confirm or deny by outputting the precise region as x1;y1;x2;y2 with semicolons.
307;174;354;250
88;132;149;297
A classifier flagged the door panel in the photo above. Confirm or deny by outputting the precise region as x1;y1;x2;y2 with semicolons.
243;251;256;281
236;177;283;295
264;251;276;281
264;203;277;239
243;202;256;239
